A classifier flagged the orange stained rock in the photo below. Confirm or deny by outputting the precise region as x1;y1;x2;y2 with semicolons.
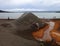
32;24;49;39
51;32;60;42
32;20;60;45
50;22;60;42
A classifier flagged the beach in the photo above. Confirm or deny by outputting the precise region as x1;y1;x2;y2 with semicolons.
0;19;59;46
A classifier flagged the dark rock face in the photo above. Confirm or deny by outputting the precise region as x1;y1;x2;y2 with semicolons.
13;12;46;40
15;12;45;31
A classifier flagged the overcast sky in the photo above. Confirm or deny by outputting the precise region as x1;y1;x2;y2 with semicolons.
0;0;60;11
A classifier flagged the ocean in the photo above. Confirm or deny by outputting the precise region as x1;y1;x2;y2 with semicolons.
0;13;60;19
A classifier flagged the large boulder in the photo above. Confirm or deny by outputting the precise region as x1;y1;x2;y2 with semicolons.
15;12;45;31
13;12;46;40
0;12;47;46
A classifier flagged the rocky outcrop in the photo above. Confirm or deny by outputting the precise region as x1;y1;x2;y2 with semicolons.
0;12;46;46
13;12;46;40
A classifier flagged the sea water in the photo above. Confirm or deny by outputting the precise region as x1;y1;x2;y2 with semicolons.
0;13;60;19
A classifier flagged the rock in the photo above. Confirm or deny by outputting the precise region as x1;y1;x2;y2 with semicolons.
13;12;46;40
0;12;46;46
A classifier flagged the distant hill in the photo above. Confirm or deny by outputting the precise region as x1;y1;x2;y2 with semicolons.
0;10;10;13
56;11;60;13
0;10;60;13
16;11;60;13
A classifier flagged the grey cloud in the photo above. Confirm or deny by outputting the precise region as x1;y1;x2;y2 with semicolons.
0;0;60;11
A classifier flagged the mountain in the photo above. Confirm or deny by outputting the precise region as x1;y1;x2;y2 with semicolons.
0;9;60;13
56;11;60;13
0;10;10;13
